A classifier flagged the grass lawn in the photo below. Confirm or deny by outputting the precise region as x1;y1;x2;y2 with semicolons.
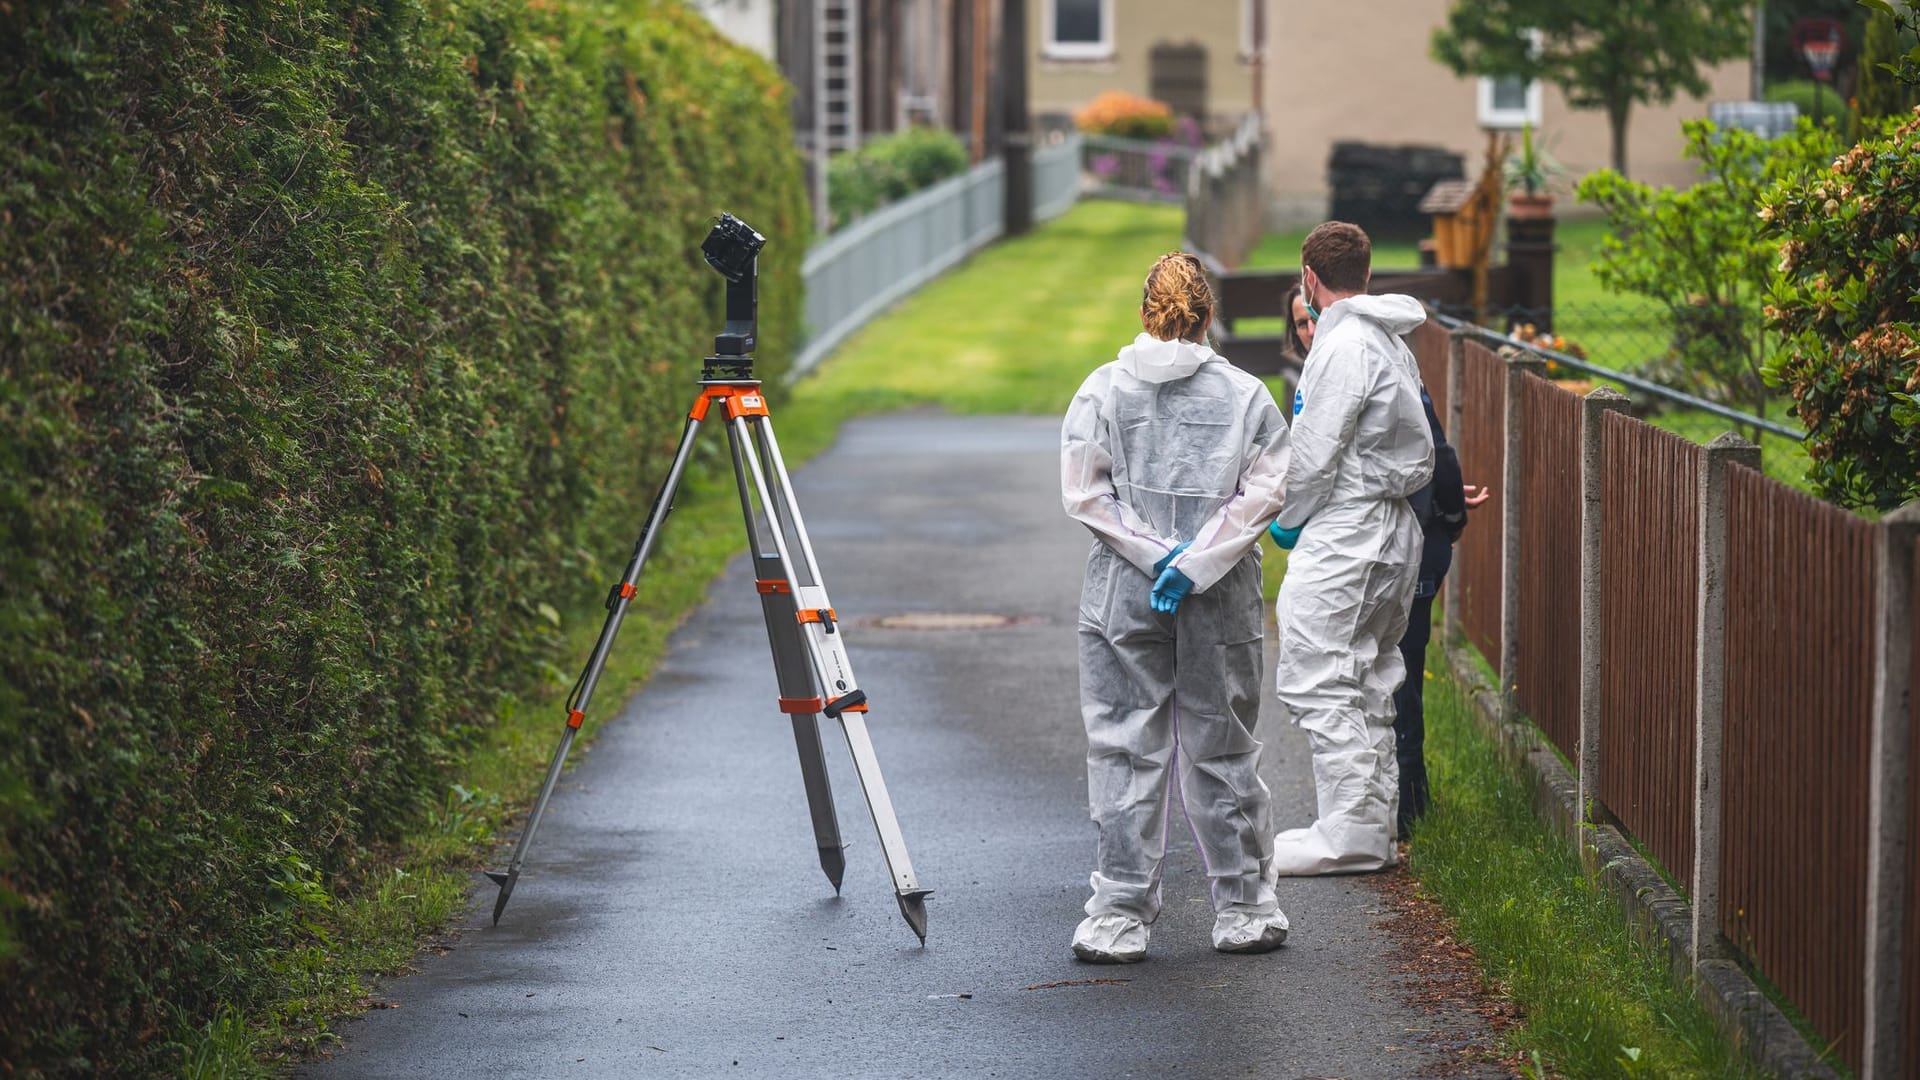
1411;653;1764;1079
786;199;1188;422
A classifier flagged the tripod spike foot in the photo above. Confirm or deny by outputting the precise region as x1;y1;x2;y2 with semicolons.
897;889;931;944
489;868;520;926
819;844;847;894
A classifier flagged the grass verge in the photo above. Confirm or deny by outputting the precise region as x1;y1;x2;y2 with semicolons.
1407;655;1763;1080
199;199;1191;1073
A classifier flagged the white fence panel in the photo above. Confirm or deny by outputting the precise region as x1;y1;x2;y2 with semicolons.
793;135;1081;377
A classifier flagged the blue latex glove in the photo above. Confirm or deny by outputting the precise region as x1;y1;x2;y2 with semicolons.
1153;540;1191;577
1269;520;1304;550
1151;565;1195;614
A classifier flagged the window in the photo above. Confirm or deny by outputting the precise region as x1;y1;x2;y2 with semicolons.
1476;30;1542;128
1478;73;1541;128
1045;0;1112;59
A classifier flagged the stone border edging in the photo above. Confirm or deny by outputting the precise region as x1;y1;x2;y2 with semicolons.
1440;643;1846;1080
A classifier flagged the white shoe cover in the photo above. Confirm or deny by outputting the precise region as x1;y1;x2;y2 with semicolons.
1211;905;1289;953
1072;913;1149;963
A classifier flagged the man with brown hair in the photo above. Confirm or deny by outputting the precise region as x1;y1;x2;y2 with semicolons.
1265;221;1435;876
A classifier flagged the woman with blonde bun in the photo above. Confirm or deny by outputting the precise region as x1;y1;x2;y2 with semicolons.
1059;252;1294;963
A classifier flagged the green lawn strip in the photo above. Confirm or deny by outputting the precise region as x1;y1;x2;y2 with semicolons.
1407;656;1762;1080
789;199;1187;418
219;198;1188;1070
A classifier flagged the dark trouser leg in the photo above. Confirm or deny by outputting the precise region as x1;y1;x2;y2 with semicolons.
1392;592;1435;838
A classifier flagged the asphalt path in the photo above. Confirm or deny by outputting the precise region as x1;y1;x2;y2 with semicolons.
308;412;1498;1079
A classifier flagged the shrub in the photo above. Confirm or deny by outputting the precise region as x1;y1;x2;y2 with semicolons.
1073;90;1176;141
1762;109;1920;510
1576;119;1843;419
1765;79;1848;123
826;126;969;230
0;0;806;1074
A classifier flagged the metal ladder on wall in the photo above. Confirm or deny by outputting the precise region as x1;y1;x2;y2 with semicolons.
812;0;860;226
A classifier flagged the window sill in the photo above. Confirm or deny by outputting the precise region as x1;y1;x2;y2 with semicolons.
1040;47;1116;65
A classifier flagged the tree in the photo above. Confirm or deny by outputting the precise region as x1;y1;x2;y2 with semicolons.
1432;0;1751;177
1576;120;1843;424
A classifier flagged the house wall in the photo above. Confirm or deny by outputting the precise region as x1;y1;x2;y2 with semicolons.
1259;0;1753;224
1029;0;1254;131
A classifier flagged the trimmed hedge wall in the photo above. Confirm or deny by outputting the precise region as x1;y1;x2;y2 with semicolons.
0;1;806;1073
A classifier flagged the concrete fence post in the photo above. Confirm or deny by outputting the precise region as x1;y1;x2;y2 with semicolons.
1500;351;1547;723
1443;327;1470;650
1863;502;1920;1078
1577;388;1632;836
1690;433;1759;969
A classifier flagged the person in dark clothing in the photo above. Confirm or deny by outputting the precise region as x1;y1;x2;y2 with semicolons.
1395;391;1486;839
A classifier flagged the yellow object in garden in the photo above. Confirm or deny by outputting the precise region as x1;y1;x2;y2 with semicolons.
1073;90;1176;140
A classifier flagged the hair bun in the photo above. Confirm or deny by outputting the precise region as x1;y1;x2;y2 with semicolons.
1141;252;1214;341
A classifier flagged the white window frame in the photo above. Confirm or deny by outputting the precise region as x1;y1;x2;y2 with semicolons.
1478;74;1542;128
1043;0;1114;60
1477;29;1543;129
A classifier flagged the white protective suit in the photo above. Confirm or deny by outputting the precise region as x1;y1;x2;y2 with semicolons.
1269;294;1435;877
1061;332;1292;943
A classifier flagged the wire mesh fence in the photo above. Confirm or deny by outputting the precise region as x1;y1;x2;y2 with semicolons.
1442;300;1780;424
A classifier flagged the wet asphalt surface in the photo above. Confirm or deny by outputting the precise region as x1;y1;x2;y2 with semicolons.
307;413;1497;1079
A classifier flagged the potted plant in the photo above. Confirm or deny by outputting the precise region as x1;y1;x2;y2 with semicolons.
1503;123;1561;221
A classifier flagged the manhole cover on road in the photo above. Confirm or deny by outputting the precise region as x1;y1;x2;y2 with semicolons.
861;613;1041;631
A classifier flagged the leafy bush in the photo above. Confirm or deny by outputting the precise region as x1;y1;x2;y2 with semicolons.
1765;79;1848;123
1072;90;1176;141
1575;119;1843;418
1762;108;1920;510
0;1;805;1074
826;126;969;230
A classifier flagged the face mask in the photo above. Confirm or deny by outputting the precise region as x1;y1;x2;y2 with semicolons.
1300;267;1321;321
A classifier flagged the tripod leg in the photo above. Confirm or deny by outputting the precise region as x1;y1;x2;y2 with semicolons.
732;412;932;942
722;419;847;892
487;413;706;925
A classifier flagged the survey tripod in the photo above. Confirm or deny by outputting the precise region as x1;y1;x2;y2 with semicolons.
486;214;931;942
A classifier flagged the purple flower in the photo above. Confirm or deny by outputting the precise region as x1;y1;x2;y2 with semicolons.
1091;154;1120;179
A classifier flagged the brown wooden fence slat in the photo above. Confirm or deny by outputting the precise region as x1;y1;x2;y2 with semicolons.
1515;373;1582;758
1597;411;1701;886
1453;340;1505;664
1722;464;1877;1073
1906;534;1920;1078
1408;319;1448;422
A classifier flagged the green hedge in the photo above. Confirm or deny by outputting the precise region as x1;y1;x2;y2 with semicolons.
826;126;970;229
0;1;806;1074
